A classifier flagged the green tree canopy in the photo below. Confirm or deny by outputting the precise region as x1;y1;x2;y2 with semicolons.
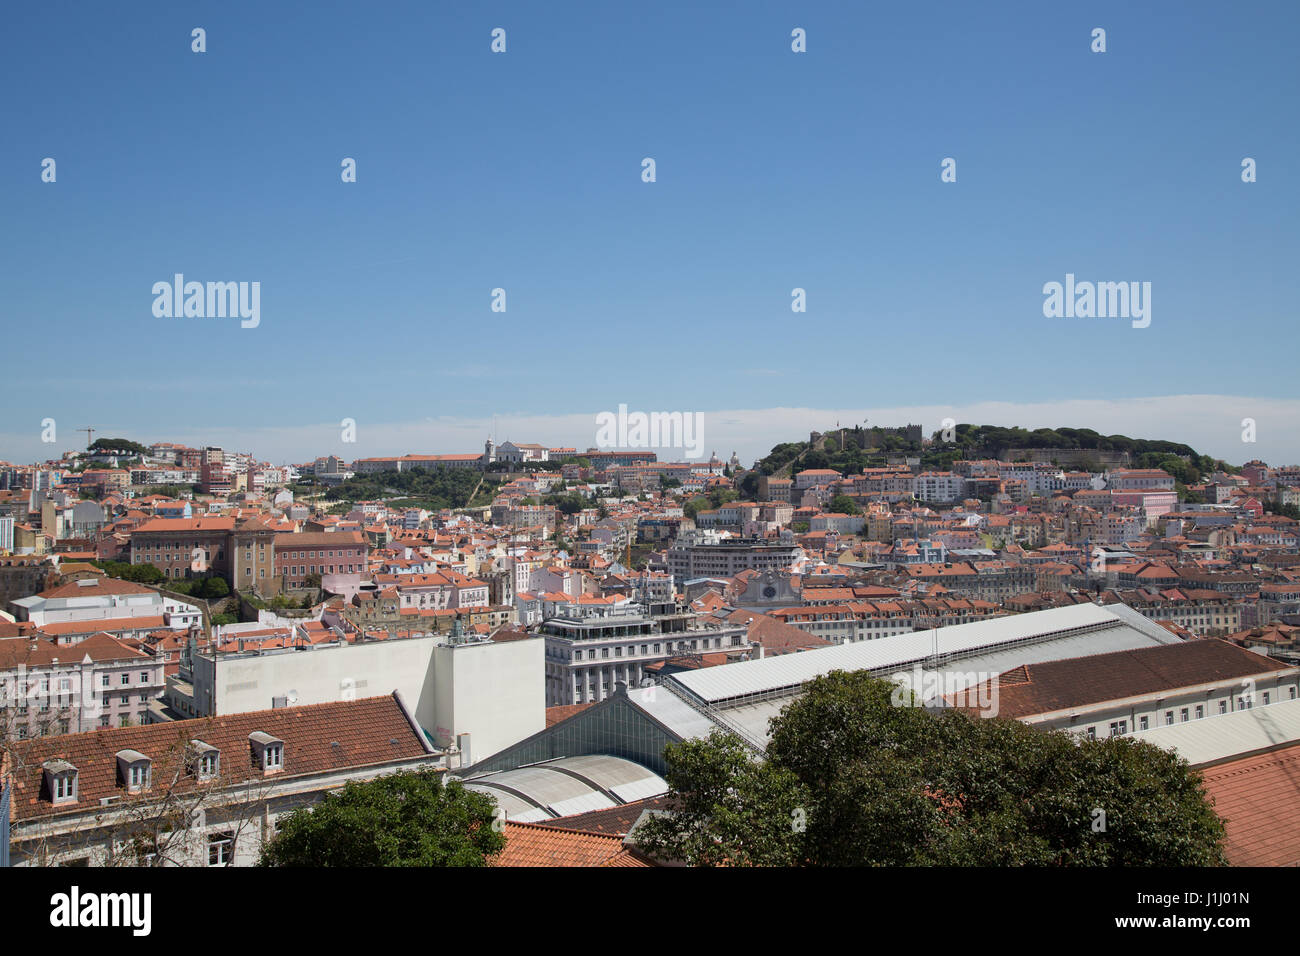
801;450;831;471
828;494;860;515
196;576;229;599
543;492;587;515
259;770;504;867
635;671;1227;866
325;467;484;510
93;559;164;585
633;734;808;866
683;496;711;520
89;437;149;455
707;487;739;509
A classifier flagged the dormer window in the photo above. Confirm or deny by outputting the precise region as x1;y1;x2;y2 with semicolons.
43;760;78;804
249;732;284;773
115;750;152;793
188;740;220;780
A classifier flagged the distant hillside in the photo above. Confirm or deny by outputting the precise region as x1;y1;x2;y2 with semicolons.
745;425;1236;493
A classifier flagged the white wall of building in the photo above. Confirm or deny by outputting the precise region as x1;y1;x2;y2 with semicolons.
193;634;543;763
431;638;544;764
197;635;439;722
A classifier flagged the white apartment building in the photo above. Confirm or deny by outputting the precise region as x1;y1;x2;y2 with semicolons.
540;603;750;706
666;536;804;580
913;472;968;503
0;633;167;736
9;577;203;631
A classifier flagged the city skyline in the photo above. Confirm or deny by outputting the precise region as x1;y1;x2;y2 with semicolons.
3;0;1298;885
4;394;1297;469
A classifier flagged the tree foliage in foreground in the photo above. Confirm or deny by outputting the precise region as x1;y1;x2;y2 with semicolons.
259;770;504;866
634;671;1228;866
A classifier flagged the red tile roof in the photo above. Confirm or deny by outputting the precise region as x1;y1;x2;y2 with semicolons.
36;577;155;599
273;531;367;548
0;632;153;668
1201;743;1300;866
545;702;596;727
493;822;655;867
958;640;1295;719
538;795;669;836
723;607;832;654
132;517;237;533
39;616;169;637
6;693;433;822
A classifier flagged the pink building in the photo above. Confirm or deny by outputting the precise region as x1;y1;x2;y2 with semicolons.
1112;490;1178;522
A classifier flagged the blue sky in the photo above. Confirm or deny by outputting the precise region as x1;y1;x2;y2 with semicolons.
2;1;1297;466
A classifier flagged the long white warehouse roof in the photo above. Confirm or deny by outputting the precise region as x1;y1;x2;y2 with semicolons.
670;602;1175;706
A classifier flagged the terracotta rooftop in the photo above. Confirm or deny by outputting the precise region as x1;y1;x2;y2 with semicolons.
39;616;169;637
722;607;832;655
6;693;432;822
493;821;655;867
545;702;596;727
538;795;670;836
132;517;237;533
957;639;1296;719
35;576;154;600
0;631;153;669
273;530;367;548
1201;743;1300;866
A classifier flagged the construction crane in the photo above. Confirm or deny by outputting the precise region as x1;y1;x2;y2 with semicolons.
78;426;96;450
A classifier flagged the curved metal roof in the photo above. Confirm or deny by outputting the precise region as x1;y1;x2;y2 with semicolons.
460;755;667;822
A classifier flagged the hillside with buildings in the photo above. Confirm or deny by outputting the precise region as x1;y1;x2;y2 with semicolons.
3;425;1300;870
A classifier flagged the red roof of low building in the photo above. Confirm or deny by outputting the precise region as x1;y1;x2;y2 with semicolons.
545;702;596;727
1201;743;1300;866
493;822;655;867
6;694;432;823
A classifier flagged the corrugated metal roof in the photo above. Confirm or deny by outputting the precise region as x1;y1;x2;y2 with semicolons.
465;788;542;820
462;755;668;821
715;627;1180;747
1129;697;1300;767
508;806;557;824
611;775;672;803
671;603;1149;704
633;687;722;740
547;792;618;818
553;754;661;791
717;698;791;746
